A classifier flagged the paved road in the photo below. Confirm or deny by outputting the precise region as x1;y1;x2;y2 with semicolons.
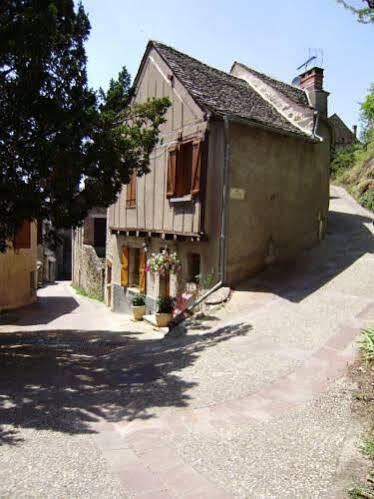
0;185;373;498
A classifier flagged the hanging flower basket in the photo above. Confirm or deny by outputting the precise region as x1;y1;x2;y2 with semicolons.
146;249;181;277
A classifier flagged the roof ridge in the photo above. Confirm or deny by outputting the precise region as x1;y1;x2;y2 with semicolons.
232;61;307;96
151;40;247;85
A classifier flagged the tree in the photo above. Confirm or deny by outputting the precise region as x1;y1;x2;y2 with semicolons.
0;1;169;251
360;83;374;142
337;0;374;23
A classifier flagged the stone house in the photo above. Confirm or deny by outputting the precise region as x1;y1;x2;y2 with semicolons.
106;41;331;314
0;220;38;311
72;208;107;299
328;113;358;153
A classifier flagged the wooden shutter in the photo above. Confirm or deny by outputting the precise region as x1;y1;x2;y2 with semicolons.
126;174;136;208
121;246;129;287
13;220;31;250
167;147;178;198
191;139;202;195
139;249;146;293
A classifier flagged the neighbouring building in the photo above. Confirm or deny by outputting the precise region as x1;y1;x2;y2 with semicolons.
106;41;332;314
329;113;358;153
0;220;38;311
72;208;107;299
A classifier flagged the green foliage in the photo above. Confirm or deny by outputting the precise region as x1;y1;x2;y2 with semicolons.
197;270;216;289
360;327;374;361
0;1;170;251
71;282;103;302
349;487;374;498
361;84;374;143
337;0;374;23
131;294;146;306
157;296;174;314
331;144;363;178
363;436;374;459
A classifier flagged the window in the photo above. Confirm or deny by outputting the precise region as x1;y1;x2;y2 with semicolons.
188;253;201;282
126;174;137;208
121;246;146;293
14;220;31;250
94;218;106;248
167;139;202;198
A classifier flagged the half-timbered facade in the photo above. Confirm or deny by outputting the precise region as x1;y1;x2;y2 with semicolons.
106;41;331;313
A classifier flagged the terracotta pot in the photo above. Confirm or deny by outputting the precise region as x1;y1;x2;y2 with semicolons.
132;305;146;321
155;312;172;327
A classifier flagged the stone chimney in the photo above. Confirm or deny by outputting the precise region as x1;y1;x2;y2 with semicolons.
353;125;357;138
299;67;329;117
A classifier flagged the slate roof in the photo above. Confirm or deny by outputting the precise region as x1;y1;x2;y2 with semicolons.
150;41;314;140
231;62;309;107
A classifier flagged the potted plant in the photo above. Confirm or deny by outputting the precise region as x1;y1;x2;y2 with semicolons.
131;294;146;321
155;296;174;327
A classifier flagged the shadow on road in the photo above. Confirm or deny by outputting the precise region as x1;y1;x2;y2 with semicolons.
0;322;251;445
237;210;374;303
2;295;80;326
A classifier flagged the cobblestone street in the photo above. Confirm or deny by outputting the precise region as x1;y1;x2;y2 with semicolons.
0;186;374;498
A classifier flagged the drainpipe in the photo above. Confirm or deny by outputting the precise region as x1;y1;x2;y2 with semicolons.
313;110;320;138
179;115;230;315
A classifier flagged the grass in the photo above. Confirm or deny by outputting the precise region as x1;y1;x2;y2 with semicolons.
360;327;374;362
71;282;103;302
348;326;374;497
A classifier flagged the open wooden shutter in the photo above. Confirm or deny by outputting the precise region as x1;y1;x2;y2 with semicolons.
191;139;202;195
121;246;129;287
13;220;31;250
167;147;178;198
139;249;146;293
126;174;136;208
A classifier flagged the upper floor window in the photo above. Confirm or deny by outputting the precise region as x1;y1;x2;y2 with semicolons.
167;139;202;199
126;173;136;208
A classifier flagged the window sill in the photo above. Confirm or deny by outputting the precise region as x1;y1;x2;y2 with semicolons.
169;194;192;203
127;286;141;294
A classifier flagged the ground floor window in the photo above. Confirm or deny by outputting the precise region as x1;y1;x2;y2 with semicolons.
188;253;201;283
121;245;145;293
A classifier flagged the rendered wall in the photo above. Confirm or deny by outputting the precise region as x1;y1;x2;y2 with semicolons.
225;121;331;284
0;223;37;311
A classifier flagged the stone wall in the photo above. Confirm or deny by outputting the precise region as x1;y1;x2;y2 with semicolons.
72;234;105;300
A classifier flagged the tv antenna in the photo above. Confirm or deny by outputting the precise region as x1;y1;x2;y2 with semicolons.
296;48;324;72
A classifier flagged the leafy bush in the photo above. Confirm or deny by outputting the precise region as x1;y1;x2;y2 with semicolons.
360;189;374;212
157;296;174;314
331;144;363;178
131;294;146;306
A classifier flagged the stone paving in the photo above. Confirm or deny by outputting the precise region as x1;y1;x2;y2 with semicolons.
0;185;373;497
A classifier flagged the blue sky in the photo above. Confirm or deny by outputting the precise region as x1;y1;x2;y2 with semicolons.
83;0;373;131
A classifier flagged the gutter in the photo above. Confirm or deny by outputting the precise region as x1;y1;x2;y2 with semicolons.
169;116;230;327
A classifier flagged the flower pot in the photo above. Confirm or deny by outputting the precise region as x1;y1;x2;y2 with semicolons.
131;305;146;321
155;312;172;328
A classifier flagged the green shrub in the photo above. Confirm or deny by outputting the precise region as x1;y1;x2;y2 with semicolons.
157;296;174;313
360;189;374;212
331;144;363;178
131;294;146;306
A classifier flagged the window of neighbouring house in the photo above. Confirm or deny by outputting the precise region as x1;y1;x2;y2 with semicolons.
94;218;106;249
167;139;202;199
14;220;31;250
126;173;137;208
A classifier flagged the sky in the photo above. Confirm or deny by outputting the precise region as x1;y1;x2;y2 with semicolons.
83;0;373;132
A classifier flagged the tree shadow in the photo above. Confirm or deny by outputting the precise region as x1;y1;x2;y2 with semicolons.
0;322;251;445
236;210;374;303
3;296;80;326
